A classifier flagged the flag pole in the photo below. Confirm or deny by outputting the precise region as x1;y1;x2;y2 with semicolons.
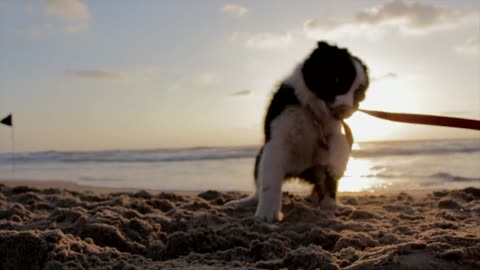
11;121;16;179
2;113;15;179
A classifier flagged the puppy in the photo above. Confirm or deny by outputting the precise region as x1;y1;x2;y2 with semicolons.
226;41;369;222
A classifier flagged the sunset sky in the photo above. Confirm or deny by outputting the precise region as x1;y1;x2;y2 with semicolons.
0;0;479;152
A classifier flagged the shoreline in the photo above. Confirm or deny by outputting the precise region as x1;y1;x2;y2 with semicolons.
0;178;446;198
0;179;198;195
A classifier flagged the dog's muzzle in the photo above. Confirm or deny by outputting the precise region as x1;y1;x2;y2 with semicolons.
331;105;355;119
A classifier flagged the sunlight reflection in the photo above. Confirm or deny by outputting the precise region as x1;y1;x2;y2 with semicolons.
338;157;389;192
352;142;361;151
344;157;372;178
284;150;390;193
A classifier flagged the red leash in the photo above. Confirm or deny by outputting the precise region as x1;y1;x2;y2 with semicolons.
358;109;480;131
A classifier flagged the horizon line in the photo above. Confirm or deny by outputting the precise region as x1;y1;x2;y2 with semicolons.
0;136;478;154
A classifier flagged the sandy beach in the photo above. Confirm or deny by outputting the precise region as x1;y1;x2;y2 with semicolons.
0;180;479;270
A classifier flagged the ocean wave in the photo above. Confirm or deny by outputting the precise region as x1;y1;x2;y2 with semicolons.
0;139;478;164
430;172;479;182
78;176;125;182
362;171;479;182
352;139;480;158
0;147;259;164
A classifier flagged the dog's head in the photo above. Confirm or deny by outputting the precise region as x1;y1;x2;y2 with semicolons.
302;41;369;119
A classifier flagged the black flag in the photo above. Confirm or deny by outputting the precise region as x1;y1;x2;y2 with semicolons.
1;114;12;127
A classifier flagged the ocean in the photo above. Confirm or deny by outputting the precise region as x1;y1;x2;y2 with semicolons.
0;138;479;193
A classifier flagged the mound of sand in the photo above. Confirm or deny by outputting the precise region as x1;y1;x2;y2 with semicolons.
0;184;479;269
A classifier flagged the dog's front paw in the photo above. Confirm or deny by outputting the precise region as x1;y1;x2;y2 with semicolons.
319;195;339;210
255;205;284;223
320;196;354;212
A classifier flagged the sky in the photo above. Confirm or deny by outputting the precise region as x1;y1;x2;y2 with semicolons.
0;0;479;152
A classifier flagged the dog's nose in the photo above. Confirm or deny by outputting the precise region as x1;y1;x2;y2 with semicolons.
332;105;354;119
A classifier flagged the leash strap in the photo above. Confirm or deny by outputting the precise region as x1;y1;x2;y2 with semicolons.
358;109;480;131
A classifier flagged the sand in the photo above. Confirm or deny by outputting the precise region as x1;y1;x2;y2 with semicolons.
0;180;479;269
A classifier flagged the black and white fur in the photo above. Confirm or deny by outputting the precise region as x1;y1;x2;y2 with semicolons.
226;41;369;222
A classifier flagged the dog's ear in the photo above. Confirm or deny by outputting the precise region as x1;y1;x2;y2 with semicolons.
317;41;330;49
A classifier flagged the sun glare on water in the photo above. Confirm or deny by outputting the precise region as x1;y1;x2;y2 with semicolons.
338;156;388;192
286;145;390;193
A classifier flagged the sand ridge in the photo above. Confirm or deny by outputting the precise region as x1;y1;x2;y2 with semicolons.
0;183;479;269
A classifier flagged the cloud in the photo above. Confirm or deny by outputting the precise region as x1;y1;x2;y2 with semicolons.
45;0;90;33
230;90;251;96
231;32;293;49
45;0;89;20
304;0;479;38
19;0;90;36
65;69;125;80
354;0;465;29
222;3;248;17
455;35;480;55
65;66;160;80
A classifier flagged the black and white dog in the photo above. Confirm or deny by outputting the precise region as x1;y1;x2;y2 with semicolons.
226;41;370;222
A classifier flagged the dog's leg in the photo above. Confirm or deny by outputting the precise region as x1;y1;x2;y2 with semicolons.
323;129;351;210
255;142;285;222
327;132;350;179
319;173;340;210
303;166;339;209
225;148;263;208
299;166;326;205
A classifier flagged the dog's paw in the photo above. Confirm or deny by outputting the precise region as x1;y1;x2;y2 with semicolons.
254;209;284;223
225;196;257;208
319;196;339;210
255;202;283;222
320;197;353;212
